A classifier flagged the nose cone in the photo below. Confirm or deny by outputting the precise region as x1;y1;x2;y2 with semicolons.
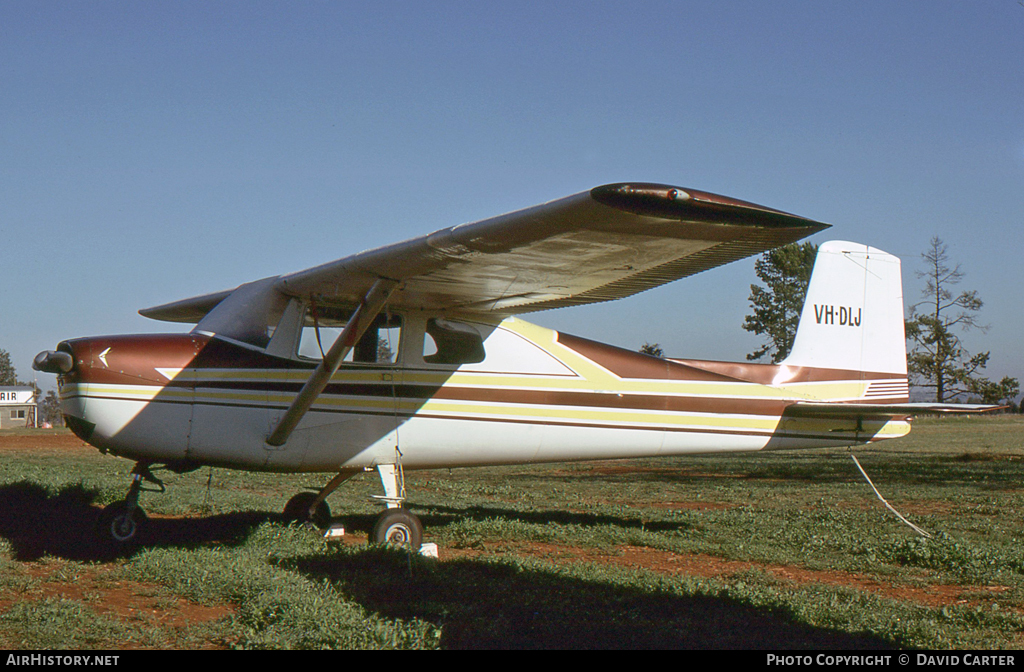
42;333;205;458
33;350;74;374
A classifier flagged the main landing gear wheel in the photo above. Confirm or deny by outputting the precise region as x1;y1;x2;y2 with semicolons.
372;508;423;550
283;492;331;529
96;500;148;548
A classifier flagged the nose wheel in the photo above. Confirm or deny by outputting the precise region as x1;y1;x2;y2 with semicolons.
97;500;148;545
95;462;164;550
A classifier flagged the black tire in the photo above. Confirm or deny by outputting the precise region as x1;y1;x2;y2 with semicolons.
282;492;331;529
96;500;148;547
372;508;423;550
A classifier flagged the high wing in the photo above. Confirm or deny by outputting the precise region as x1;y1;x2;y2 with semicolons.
141;183;829;322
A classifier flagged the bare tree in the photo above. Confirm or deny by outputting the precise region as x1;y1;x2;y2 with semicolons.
905;237;1016;403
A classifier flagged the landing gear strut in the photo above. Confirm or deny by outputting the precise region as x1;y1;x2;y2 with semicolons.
287;462;424;550
281;469;358;529
96;462;164;549
282;491;332;528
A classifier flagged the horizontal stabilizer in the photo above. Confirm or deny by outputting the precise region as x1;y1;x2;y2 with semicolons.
787;402;1005;418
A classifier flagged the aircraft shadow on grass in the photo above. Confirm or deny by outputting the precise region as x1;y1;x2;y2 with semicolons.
0;480;276;562
408;504;691;534
284;547;899;650
0;480;900;648
0;478;684;563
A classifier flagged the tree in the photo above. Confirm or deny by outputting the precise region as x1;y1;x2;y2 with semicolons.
39;390;63;426
905;237;1018;404
0;349;19;386
972;377;1020;409
742;242;817;363
639;342;664;358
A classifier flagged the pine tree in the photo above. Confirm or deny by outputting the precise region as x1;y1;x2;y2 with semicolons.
742;242;817;363
639;343;664;358
0;349;20;386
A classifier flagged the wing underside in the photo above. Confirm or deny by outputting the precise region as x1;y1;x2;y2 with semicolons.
141;183;830;323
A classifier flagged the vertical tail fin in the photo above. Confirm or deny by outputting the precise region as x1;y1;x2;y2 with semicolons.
782;241;906;376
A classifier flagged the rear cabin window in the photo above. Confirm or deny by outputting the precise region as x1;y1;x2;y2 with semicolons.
422;319;485;365
298;305;402;365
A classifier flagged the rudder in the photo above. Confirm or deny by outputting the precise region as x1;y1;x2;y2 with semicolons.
782;241;906;376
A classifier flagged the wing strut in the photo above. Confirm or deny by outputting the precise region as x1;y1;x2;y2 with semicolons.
266;278;399;447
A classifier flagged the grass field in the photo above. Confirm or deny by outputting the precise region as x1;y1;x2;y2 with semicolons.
0;415;1022;649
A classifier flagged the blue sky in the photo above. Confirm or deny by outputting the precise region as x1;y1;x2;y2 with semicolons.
3;1;1022;393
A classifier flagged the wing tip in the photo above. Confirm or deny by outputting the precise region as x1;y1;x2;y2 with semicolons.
139;288;235;324
591;183;830;231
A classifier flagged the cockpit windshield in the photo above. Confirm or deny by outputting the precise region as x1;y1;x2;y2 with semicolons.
194;277;290;349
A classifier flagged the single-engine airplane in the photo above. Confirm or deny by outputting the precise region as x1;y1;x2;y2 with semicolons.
33;183;993;550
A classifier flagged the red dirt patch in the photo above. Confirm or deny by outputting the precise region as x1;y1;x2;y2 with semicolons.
436;538;1009;611
581;465;749;479
0;433;92;452
0;558;234;644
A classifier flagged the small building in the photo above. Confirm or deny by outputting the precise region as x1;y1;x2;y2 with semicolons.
0;386;37;429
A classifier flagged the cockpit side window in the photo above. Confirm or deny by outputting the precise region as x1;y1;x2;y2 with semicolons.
298;304;402;365
423;319;486;365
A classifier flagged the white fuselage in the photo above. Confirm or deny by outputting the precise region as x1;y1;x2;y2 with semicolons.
58;314;910;474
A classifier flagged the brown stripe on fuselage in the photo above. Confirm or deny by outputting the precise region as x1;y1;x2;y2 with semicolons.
426;385;792;416
180;379;794;417
555;333;743;382
556;332;907;390
67;390;892;444
674;358;906;388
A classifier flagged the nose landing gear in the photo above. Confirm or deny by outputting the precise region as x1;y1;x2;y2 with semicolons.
95;462;165;550
97;500;148;545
